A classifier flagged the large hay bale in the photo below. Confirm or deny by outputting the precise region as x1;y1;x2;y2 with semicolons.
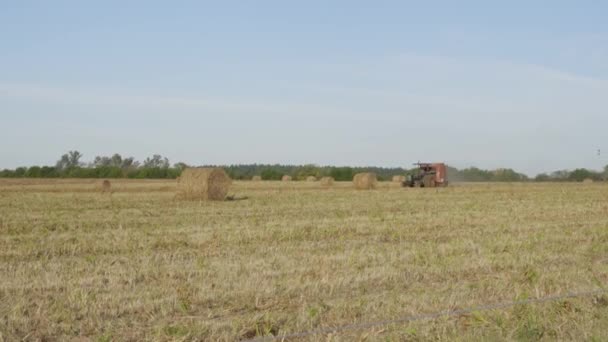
281;175;292;182
252;175;262;181
306;176;317;182
320;176;334;187
100;179;111;193
392;175;406;183
177;168;232;201
583;178;594;184
353;172;377;190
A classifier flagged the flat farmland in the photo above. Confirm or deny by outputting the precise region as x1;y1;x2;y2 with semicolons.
0;179;607;341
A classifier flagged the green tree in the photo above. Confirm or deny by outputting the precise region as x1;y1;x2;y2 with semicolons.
95;166;123;178
493;168;527;182
550;170;570;181
568;168;596;182
173;162;188;175
261;169;282;180
93;156;112;167
40;166;57;178
121;157;137;169
461;167;492;182
56;150;83;171
143;155;170;169
329;167;354;181
25;166;42;178
534;173;550;182
296;164;320;180
14;167;27;177
0;169;15;177
110;153;123;167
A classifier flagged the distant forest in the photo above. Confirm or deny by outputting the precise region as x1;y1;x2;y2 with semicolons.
1;151;606;182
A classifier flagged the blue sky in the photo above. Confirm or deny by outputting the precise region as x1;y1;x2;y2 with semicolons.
1;1;607;174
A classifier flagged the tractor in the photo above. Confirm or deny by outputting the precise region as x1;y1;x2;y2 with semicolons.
403;163;448;187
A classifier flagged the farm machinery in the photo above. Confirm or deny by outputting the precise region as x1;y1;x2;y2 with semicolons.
403;163;448;187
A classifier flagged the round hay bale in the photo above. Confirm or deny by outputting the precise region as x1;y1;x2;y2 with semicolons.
177;167;232;201
353;172;377;190
320;176;334;187
100;179;111;193
392;175;406;183
252;175;262;181
281;175;292;182
306;176;317;182
583;178;594;184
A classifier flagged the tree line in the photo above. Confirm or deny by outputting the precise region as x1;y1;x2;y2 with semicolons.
0;151;606;182
0;151;182;179
533;167;608;182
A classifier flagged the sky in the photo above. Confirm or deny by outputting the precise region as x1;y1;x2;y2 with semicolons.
1;1;607;175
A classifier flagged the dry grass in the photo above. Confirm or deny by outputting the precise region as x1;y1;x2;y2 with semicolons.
392;175;405;183
1;180;607;341
177;168;231;201
306;176;317;182
353;172;378;190
251;176;262;182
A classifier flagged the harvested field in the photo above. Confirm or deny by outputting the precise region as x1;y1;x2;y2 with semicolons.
1;179;607;341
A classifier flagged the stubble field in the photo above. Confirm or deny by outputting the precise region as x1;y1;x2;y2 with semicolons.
0;179;607;341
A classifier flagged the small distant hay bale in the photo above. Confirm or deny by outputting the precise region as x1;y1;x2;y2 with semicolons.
392;175;406;183
100;179;112;193
583;178;594;184
177;167;232;201
320;176;334;187
306;176;317;182
252;175;262;181
353;172;377;190
281;175;292;182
